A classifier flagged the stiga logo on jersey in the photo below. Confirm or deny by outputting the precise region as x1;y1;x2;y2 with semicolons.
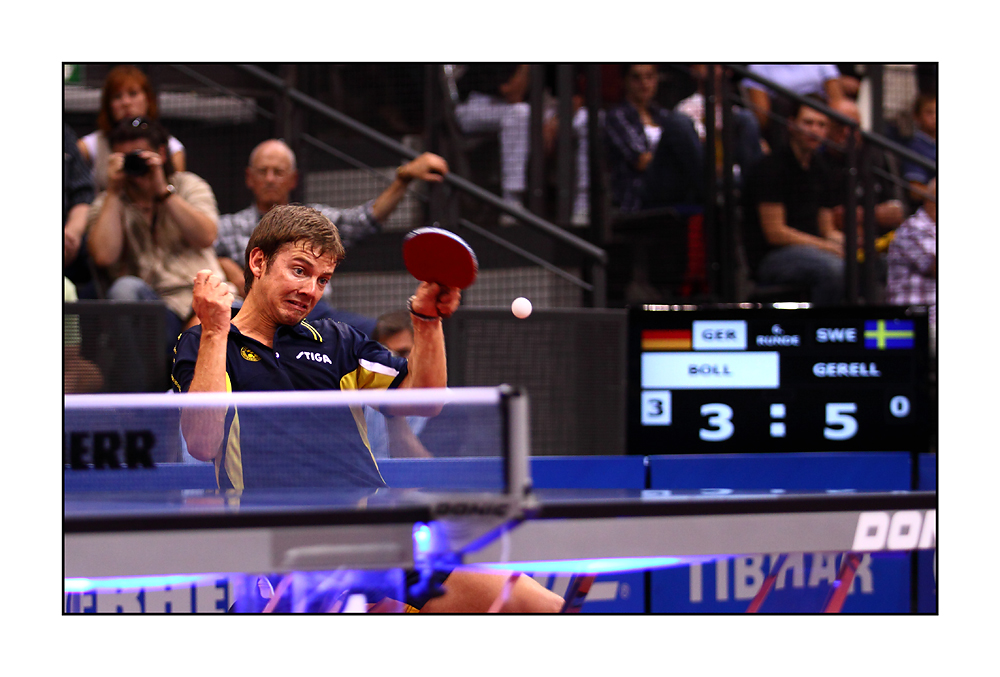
852;510;936;551
297;351;332;364
240;347;261;362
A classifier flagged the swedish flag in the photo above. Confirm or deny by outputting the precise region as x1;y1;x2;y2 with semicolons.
864;319;915;350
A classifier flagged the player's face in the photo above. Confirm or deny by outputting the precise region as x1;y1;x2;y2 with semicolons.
110;82;149;122
247;143;298;209
254;241;336;324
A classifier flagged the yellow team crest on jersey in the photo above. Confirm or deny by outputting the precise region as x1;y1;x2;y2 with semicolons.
240;347;261;362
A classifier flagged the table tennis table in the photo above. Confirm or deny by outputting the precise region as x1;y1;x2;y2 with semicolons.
64;486;935;613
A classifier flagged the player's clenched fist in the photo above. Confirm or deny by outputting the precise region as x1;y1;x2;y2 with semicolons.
410;282;461;320
192;269;233;333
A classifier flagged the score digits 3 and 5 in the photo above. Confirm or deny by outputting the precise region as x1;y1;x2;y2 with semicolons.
641;390;915;445
630;309;931;453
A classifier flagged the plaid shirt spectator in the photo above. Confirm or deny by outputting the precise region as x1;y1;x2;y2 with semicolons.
886;206;936;342
604;101;703;213
886;206;936;307
604;101;665;213
215;200;380;263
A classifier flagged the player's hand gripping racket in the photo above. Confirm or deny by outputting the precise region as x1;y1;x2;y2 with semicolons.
403;226;478;290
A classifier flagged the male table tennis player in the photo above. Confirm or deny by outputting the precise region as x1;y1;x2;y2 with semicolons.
172;204;563;612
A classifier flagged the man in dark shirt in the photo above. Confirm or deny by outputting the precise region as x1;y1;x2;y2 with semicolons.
744;98;845;305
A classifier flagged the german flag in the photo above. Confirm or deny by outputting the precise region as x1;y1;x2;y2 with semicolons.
641;329;692;351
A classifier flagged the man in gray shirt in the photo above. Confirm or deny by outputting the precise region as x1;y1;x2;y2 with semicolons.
215;139;448;330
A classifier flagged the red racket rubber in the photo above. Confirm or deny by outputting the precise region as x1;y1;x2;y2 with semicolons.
403;227;478;290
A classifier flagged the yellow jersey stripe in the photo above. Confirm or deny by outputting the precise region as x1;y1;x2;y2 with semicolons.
218;372;245;491
301;321;323;342
340;368;388;485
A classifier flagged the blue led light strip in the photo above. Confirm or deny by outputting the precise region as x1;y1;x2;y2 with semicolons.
64;573;228;593
468;556;690;575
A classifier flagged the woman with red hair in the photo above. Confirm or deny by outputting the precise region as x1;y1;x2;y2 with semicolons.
76;65;186;190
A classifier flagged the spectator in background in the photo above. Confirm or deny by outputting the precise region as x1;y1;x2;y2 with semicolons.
77;65;187;192
64;124;96;293
86;116;224;351
454;64;591;225
743;64;845;150
214;139;449;336
887;178;936;351
605;64;703;213
364;309;432;459
902;93;937;206
743;97;844;305
454;65;532;218
64;277;104;394
823;97;906;237
674;64;765;183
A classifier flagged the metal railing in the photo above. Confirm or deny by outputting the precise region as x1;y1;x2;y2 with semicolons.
227;64;609;306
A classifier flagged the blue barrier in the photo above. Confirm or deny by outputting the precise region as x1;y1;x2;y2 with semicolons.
918;453;937;490
647;452;914;613
530;456;646;489
917;453;937;613
62;453;922;493
63;464;216;492
648;452;912;491
64;456;648;492
379;457;503;490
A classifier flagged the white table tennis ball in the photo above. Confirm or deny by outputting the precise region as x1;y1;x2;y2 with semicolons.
511;296;532;319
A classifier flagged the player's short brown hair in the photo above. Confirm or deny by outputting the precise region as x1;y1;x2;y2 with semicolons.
244;204;346;295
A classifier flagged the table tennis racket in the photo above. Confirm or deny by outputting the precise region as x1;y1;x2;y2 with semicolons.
403;227;478;290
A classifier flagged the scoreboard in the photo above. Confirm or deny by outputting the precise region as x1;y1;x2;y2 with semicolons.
627;305;933;454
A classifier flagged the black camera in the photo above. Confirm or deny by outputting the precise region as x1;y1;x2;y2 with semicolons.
123;150;149;177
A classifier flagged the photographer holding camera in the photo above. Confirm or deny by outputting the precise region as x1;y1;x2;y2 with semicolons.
87;116;228;354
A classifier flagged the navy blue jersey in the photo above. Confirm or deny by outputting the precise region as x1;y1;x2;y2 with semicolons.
172;319;408;490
